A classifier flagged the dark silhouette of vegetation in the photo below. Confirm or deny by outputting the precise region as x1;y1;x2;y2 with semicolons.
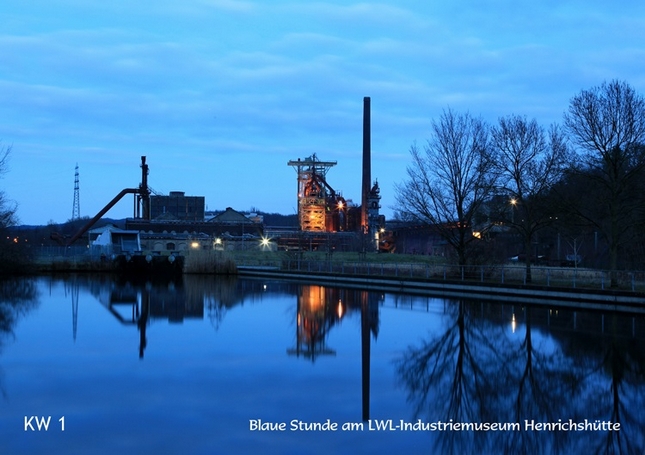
0;144;28;274
394;109;497;266
564;80;645;285
490;116;568;281
396;80;645;275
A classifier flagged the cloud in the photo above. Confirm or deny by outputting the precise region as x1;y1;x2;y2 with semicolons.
197;0;256;12
283;2;430;30
2;0;645;223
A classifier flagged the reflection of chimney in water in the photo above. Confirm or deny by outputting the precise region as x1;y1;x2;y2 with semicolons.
361;291;371;421
138;290;149;359
361;97;371;233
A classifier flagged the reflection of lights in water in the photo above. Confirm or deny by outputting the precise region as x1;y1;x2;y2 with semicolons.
337;300;344;319
512;313;516;333
263;284;267;291
305;286;324;310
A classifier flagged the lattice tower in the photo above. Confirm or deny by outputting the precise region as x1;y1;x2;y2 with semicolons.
72;163;80;220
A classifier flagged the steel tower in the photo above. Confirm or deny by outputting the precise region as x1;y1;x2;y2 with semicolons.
72;163;80;220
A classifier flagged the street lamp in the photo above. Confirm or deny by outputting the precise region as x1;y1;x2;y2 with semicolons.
260;237;271;250
509;198;517;223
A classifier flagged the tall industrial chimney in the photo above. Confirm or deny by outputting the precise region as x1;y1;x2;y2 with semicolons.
361;96;371;233
140;156;150;220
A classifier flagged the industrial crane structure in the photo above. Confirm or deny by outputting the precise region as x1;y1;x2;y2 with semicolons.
52;156;151;246
287;154;349;233
286;97;384;251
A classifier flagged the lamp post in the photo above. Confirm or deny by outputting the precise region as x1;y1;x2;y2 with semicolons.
509;198;517;224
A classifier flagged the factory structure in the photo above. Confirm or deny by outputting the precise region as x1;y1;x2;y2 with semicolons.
281;96;385;251
57;97;388;257
280;153;383;251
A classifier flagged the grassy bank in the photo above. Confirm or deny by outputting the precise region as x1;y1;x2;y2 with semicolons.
27;256;116;273
184;250;238;274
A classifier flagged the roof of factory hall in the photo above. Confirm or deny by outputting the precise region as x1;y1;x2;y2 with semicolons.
206;207;258;224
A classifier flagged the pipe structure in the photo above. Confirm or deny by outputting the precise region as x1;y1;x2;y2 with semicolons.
361;97;371;233
65;156;151;246
65;188;140;246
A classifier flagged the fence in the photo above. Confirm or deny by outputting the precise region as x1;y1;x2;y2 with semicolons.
34;246;115;266
34;246;645;293
239;259;645;293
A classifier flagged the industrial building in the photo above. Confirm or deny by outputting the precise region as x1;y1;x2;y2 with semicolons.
58;97;387;255
276;97;384;251
127;207;264;252
280;153;383;251
149;191;205;221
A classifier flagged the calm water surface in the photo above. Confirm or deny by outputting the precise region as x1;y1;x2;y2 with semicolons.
1;275;644;455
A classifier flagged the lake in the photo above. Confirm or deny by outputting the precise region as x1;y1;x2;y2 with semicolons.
1;274;644;454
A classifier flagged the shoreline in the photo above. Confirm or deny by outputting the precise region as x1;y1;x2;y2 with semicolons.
236;266;645;314
14;256;645;314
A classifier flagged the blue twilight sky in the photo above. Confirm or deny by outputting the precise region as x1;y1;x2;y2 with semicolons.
1;1;644;226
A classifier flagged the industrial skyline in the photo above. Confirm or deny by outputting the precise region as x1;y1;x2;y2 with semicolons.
2;1;644;225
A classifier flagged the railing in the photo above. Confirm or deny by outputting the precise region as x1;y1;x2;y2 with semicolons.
238;259;645;293
34;246;126;265
35;246;97;260
33;246;645;293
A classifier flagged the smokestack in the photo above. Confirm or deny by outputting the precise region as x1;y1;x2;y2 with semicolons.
140;156;150;220
361;97;371;232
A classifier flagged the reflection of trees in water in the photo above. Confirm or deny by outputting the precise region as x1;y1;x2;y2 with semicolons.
562;315;645;455
0;277;39;339
0;277;39;398
396;301;645;455
495;307;581;455
395;300;504;454
594;339;645;455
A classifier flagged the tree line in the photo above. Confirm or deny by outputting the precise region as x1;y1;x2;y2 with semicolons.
0;144;24;272
395;80;645;286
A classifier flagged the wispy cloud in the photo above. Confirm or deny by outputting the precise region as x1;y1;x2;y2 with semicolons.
2;0;645;223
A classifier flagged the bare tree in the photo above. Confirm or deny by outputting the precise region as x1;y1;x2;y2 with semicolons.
0;143;22;272
394;109;496;266
0;143;17;230
491;116;568;282
564;80;645;286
